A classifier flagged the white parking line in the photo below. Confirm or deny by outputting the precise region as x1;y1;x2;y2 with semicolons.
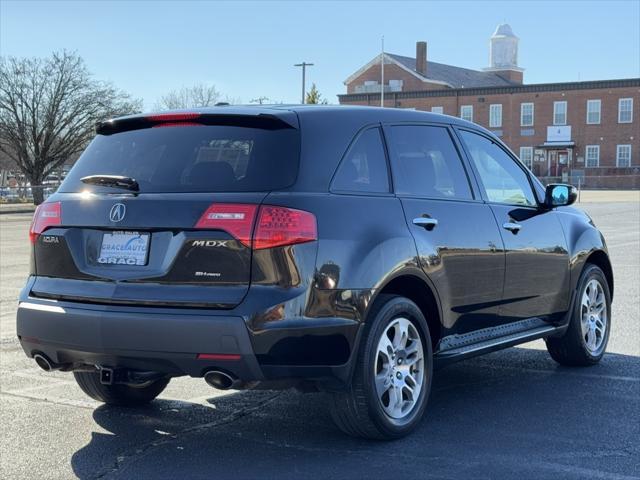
485;364;640;382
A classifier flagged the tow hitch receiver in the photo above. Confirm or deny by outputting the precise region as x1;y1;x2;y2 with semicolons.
100;367;114;385
97;366;166;386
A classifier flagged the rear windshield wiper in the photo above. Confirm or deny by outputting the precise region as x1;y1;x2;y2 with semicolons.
80;175;139;191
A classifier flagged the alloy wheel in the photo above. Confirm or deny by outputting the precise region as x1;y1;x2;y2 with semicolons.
374;317;425;419
580;278;608;355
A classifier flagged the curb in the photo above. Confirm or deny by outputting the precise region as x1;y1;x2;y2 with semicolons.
0;206;36;215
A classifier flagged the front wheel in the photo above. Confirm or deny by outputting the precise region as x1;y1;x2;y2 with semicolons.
73;371;170;406
546;264;611;366
330;295;433;440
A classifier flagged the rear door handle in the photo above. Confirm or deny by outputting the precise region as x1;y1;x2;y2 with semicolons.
502;222;522;233
413;217;438;230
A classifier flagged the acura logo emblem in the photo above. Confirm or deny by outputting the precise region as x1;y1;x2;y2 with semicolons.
109;203;126;222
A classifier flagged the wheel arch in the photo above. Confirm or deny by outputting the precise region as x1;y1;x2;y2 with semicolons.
371;272;443;351
584;250;614;299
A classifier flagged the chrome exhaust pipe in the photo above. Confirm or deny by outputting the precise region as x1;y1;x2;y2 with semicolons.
204;370;239;390
33;353;63;372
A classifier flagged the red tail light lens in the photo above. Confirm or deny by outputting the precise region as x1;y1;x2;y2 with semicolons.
195;203;258;247
29;202;62;244
195;203;317;250
196;353;242;361
152;122;203;128
146;113;201;122
254;205;317;250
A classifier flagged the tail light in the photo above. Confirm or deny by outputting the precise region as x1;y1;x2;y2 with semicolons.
195;204;258;247
195;203;317;250
253;205;317;250
29;202;62;244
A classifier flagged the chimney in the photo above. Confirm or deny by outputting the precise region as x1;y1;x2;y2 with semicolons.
416;41;427;76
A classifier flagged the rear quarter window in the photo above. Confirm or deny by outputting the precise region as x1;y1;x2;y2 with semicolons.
331;127;390;194
61;125;300;193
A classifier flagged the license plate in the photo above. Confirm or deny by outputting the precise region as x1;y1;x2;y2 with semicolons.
98;231;150;266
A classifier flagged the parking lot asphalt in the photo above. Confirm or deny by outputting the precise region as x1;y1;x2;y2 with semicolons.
1;202;638;480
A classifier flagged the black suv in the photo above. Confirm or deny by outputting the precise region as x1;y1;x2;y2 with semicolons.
18;106;613;439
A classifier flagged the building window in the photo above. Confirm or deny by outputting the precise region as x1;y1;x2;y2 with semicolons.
388;79;403;92
586;99;601;124
519;146;533;169
616;145;632;167
553;101;567;125
520;103;534;126
460;105;473;122
618;98;633;123
489;104;502;128
585;145;600;167
431;106;444;114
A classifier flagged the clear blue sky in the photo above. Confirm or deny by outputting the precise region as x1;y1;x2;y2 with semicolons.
2;0;639;109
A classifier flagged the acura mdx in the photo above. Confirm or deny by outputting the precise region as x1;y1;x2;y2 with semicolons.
17;106;613;439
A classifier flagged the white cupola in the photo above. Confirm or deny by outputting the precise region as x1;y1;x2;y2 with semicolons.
489;23;519;69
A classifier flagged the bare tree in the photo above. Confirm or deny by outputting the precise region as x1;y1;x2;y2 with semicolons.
155;83;236;110
0;51;141;204
250;96;270;105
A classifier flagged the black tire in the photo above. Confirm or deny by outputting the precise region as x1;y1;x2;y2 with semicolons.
546;264;611;366
73;371;170;406
330;294;433;440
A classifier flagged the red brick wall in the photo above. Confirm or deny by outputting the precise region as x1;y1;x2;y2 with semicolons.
493;70;524;84
341;85;640;171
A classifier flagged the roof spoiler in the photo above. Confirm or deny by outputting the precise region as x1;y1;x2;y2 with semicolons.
96;111;298;135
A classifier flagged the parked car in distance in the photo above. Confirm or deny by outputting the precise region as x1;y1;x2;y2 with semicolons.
17;106;613;439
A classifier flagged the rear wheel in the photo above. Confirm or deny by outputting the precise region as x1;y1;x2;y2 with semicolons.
330;295;433;440
73;371;170;406
546;264;611;366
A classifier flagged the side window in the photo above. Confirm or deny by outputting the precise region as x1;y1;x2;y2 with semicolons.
331;128;389;193
389;125;472;200
459;130;537;206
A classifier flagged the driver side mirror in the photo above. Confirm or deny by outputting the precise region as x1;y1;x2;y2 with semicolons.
544;183;577;208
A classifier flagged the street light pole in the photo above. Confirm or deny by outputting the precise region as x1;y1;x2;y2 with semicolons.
381;36;385;107
294;62;314;104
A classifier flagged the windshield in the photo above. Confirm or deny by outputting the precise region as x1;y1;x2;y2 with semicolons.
61;125;300;193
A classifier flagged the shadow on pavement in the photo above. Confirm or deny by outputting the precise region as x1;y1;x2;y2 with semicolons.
71;348;640;480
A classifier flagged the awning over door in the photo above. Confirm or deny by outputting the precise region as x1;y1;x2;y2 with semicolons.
537;141;575;148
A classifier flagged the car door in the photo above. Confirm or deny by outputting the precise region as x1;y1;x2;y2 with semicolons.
456;128;570;323
385;124;506;337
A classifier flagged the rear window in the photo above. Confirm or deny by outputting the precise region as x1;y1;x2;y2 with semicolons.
60;125;300;193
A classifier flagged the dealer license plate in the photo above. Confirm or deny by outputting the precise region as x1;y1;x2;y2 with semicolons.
98;231;150;266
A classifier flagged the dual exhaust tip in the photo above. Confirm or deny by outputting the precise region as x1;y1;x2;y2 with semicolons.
204;370;241;390
33;353;66;372
35;354;241;391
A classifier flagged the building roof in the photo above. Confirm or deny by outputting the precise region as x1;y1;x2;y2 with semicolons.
338;77;640;102
492;23;517;38
387;53;515;88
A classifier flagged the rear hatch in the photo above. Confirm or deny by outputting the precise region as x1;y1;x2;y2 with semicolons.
29;111;301;308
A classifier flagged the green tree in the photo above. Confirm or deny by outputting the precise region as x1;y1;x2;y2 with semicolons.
305;83;328;105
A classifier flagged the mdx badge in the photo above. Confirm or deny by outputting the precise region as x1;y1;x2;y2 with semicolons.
109;203;126;223
192;240;229;247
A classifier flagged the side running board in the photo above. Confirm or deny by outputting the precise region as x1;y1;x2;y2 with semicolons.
434;318;564;368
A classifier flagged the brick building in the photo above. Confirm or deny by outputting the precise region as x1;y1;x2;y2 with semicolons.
338;24;640;187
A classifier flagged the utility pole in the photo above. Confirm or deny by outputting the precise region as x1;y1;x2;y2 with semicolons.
294;62;314;104
380;36;385;107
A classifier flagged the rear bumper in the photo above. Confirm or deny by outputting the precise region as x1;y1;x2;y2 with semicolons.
17;300;264;380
